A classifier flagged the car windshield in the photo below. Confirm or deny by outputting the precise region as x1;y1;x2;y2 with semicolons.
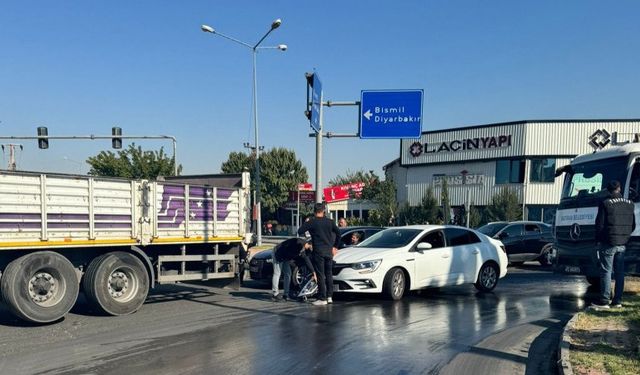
477;223;508;237
357;228;422;248
561;156;628;200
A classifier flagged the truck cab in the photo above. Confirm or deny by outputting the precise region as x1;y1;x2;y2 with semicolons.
554;143;640;285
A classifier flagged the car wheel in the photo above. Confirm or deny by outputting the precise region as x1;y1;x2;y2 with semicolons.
383;268;406;301
290;265;307;289
475;262;499;292
538;244;556;267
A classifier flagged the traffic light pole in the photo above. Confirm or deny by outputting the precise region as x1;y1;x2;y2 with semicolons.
0;134;178;175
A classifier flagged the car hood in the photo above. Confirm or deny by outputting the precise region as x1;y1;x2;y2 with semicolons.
334;247;395;264
252;249;274;260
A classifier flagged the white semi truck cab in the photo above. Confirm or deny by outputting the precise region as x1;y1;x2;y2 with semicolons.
554;141;640;285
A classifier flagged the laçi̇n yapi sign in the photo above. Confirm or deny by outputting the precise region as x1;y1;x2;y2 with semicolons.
409;134;512;157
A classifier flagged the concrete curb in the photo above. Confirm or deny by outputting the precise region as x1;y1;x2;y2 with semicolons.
558;312;580;375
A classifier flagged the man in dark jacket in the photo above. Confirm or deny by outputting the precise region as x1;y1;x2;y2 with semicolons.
591;180;636;309
298;203;341;305
271;237;315;302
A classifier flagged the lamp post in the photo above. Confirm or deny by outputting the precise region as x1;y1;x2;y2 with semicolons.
201;19;286;246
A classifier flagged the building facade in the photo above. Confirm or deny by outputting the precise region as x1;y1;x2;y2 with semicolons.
385;119;640;223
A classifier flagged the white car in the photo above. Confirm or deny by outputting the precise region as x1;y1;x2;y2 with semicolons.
332;225;508;300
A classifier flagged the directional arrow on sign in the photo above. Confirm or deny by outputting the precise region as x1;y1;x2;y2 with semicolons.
363;109;372;120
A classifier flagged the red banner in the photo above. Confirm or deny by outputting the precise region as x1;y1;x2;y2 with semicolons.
298;183;313;191
323;182;365;203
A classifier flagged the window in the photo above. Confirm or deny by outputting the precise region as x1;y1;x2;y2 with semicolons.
501;224;523;238
629;161;640;202
444;228;481;246
524;224;541;234
530;158;556;183
419;230;445;249
496;160;525;184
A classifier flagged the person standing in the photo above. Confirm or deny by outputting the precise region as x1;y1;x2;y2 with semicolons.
298;203;341;305
590;180;636;309
271;237;315;302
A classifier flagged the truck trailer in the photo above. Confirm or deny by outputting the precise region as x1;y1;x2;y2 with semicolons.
0;170;251;323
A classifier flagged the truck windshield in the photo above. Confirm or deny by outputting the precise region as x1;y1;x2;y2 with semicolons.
561;156;628;200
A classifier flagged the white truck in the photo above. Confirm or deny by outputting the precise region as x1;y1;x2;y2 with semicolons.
0;170;251;323
554;139;640;285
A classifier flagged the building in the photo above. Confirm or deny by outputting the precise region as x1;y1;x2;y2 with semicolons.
384;119;640;224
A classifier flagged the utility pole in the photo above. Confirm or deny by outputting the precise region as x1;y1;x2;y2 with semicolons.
1;143;23;171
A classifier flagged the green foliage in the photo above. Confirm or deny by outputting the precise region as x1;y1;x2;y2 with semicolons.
486;187;523;222
361;177;398;226
220;147;308;216
86;144;181;179
221;151;254;175
469;205;484;228
397;186;440;225
329;169;377;186
440;180;451;224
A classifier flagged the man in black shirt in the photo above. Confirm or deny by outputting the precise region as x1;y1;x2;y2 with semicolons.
271;237;315;301
298;203;341;305
590;180;636;309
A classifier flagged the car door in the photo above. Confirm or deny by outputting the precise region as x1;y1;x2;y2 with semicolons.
412;230;452;287
443;228;484;284
497;224;524;260
523;223;543;257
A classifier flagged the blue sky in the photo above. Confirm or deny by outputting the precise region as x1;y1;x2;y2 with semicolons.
2;1;640;185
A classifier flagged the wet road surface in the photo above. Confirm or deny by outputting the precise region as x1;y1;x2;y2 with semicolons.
0;265;589;374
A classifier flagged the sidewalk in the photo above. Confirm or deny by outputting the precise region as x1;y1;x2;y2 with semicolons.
563;277;640;375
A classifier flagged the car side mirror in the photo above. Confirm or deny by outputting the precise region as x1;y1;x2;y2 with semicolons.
416;242;433;251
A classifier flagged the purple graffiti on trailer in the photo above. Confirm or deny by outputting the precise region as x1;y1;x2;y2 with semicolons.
157;185;233;229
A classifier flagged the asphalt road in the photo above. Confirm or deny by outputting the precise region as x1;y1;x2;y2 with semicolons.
0;264;590;375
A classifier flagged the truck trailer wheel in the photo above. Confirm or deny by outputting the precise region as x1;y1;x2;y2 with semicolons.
83;252;149;316
0;251;79;323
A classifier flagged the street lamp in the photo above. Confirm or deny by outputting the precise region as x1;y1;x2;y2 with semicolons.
201;18;286;246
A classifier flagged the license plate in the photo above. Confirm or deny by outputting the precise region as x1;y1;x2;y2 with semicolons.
250;266;259;273
565;266;581;274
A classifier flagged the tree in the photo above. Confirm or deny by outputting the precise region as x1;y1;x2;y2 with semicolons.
440;180;451;224
220;147;308;217
469;205;483;228
361;177;398;226
486;187;522;222
421;187;440;224
221;151;253;175
86;144;181;179
329;169;376;186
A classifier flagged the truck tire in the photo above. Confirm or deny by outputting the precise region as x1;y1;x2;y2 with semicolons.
0;251;79;323
83;252;149;316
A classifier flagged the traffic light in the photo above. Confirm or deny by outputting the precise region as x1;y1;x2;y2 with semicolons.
112;127;122;149
37;127;48;149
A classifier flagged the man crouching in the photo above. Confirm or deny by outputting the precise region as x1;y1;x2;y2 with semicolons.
272;237;316;301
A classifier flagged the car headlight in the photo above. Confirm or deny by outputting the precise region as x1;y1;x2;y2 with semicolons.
351;259;382;274
265;258;273;264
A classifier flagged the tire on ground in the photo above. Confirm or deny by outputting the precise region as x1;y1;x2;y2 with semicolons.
474;262;499;292
83;251;149;316
538;244;555;267
0;251;79;323
382;267;406;301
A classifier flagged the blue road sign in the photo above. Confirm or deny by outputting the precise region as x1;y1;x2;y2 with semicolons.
310;73;323;132
359;90;423;139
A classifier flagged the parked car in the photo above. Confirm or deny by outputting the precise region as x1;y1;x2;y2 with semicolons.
332;225;508;300
477;221;555;266
249;226;384;286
